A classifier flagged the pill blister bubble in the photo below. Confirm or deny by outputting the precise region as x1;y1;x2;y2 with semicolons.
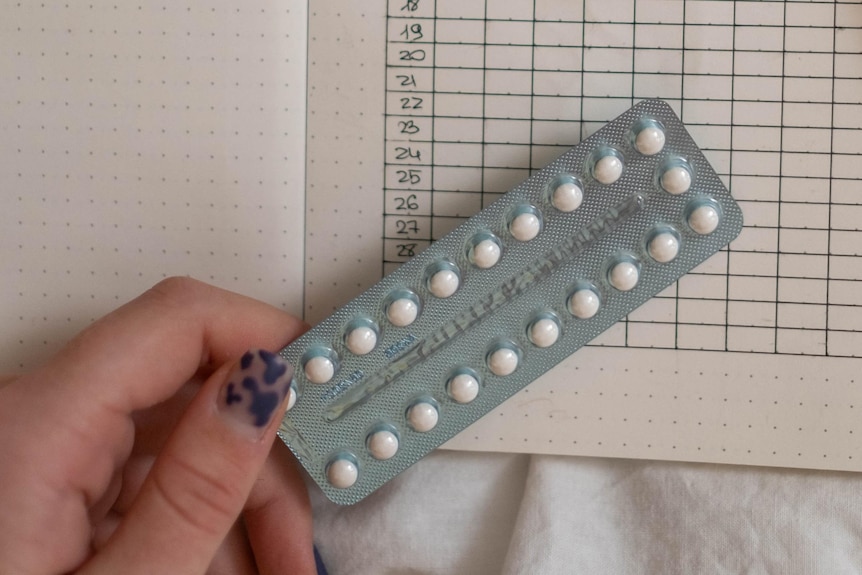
548;174;584;213
528;312;562;348
407;399;439;432
302;347;339;384
468;232;503;269
646;226;681;263
487;342;522;377
347;326;377;355
567;284;601;319
590;147;625;185
286;378;298;411
659;158;693;195
366;425;400;460
630;118;666;156
447;368;481;404
326;453;359;489
686;199;722;235
608;256;641;292
507;204;543;242
344;318;380;355
385;289;421;327
425;260;461;299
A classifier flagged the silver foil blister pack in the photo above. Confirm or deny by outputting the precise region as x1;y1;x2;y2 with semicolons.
277;100;743;505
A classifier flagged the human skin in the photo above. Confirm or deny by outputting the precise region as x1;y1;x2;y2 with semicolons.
0;277;316;574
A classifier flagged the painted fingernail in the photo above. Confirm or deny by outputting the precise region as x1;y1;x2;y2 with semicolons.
219;349;294;434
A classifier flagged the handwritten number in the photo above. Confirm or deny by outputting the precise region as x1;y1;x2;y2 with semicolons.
398;120;420;134
399;49;425;62
395;219;419;234
395;147;421;161
397;243;417;257
401;0;419;12
394;194;420;210
396;74;417;87
400;23;424;42
396;171;422;185
399;97;423;110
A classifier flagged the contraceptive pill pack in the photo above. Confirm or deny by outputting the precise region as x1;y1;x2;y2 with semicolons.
277;99;743;505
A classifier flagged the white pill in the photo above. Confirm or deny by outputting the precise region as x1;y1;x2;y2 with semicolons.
367;430;399;460
661;165;692;195
408;402;439;432
449;373;479;404
648;232;680;263
346;325;377;355
688;204;720;235
568;289;600;319
304;355;335;384
635;126;665;155
387;297;418;327
593;154;623;185
488;347;519;376
471;238;501;269
530;318;560;348
510;212;541;242
609;261;640;292
286;386;297;411
327;458;358;489
552;181;584;212
429;269;460;298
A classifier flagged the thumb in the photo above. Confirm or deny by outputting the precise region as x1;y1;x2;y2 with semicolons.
81;349;295;575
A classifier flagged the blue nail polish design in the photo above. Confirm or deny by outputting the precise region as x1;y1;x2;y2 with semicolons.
260;349;288;385
242;376;280;427
241;351;254;370
221;349;294;428
226;383;242;405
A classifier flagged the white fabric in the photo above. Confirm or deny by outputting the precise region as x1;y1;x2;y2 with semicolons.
311;452;862;574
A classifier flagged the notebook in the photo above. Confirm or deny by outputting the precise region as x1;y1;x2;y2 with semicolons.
4;0;862;472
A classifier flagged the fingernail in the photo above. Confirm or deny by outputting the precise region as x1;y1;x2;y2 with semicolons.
219;349;294;435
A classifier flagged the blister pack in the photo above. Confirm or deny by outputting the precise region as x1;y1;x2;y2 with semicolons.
277;99;743;505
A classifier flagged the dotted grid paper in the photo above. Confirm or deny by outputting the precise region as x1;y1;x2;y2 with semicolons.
0;1;307;373
305;0;862;472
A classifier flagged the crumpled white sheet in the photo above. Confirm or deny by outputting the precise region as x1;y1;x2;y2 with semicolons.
311;452;862;574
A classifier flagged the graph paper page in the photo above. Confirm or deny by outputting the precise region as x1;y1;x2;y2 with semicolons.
305;0;862;471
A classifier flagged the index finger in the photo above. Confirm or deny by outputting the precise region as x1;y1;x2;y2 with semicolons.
38;276;306;414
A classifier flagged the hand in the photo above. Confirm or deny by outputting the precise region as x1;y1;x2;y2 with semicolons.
0;277;317;574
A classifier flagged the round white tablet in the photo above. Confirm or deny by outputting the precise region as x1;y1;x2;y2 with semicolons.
367;429;399;460
509;212;541;242
407;402;439;432
387;297;419;327
346;325;377;355
286;386;297;411
552;181;584;212
688;204;720;235
529;317;560;348
449;372;479;404
648;232;680;263
471;238;501;269
593;154;623;185
660;165;692;195
635;125;665;155
609;261;639;292
429;269;460;298
305;355;335;384
488;347;519;376
326;457;358;489
568;288;600;319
